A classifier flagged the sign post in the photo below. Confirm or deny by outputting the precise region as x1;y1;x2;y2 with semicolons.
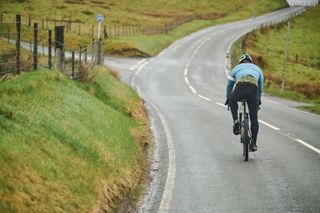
96;14;104;40
281;21;290;95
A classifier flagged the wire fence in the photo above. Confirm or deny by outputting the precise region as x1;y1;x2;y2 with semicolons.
0;15;103;80
0;7;308;78
0;13;206;39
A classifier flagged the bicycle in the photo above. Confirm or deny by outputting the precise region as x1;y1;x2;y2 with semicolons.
238;99;252;161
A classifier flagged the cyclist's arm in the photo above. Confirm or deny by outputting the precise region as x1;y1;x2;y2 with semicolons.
226;78;235;98
226;68;237;98
258;71;264;98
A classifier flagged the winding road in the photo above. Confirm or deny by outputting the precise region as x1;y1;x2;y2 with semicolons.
105;6;320;213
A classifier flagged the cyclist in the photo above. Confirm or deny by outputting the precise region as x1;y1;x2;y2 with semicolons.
225;54;264;152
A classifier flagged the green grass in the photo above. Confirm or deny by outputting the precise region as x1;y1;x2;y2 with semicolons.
0;66;150;212
0;0;288;55
0;0;287;27
104;0;289;56
231;5;320;114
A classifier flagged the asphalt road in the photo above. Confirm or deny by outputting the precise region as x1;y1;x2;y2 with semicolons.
105;6;320;213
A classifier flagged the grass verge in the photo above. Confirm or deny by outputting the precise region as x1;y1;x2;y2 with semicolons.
0;66;151;212
230;5;320;114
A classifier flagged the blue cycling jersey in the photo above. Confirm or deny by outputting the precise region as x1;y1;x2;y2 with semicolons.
226;63;264;98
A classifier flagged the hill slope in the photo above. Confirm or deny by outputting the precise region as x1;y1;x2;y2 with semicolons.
0;67;150;212
0;0;288;56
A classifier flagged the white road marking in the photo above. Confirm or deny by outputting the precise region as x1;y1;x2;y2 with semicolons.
183;34;216;98
130;59;146;71
295;139;320;154
216;101;318;155
189;85;197;94
157;49;167;57
131;61;149;86
198;95;211;101
184;76;190;85
157;111;176;213
290;107;320;118
134;69;176;213
215;102;227;108
184;68;188;76
258;119;280;130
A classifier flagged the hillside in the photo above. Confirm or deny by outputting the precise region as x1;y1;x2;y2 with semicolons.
0;0;288;56
232;5;320;113
0;67;151;212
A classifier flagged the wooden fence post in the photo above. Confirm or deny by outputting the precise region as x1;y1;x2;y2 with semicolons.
104;25;107;39
97;39;102;65
91;39;95;63
55;26;65;72
84;46;87;63
28;15;31;28
16;14;21;75
79;46;82;68
48;30;52;69
33;23;38;70
71;51;75;78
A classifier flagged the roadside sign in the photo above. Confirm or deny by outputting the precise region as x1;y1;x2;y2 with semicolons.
97;14;104;23
96;14;104;40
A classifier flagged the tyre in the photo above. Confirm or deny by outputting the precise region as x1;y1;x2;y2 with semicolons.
243;119;249;161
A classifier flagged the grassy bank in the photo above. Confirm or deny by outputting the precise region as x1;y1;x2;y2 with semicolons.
104;0;289;56
0;66;151;212
0;0;288;56
231;5;320;114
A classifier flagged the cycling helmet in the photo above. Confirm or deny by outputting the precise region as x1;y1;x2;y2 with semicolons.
239;54;253;64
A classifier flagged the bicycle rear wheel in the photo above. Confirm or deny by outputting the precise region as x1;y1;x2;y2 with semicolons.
242;119;249;161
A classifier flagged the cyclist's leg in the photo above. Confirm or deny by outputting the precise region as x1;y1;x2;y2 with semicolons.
229;87;240;121
230;83;249;121
247;90;259;144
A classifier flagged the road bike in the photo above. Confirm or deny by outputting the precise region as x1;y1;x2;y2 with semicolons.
238;99;252;161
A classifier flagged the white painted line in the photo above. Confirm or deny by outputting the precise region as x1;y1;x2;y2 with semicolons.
129;59;146;71
198;95;211;101
189;85;197;94
184;68;188;76
290;107;320;118
157;112;176;213
295;139;320;154
184;76;190;85
131;61;149;87
225;29;254;79
137;88;176;213
215;102;227;108
157;49;168;57
192;51;197;58
258;119;280;131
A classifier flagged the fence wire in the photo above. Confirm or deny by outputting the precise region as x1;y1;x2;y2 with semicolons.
0;7;309;78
